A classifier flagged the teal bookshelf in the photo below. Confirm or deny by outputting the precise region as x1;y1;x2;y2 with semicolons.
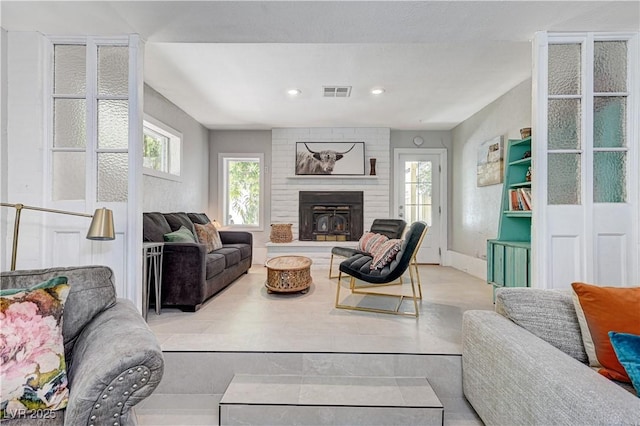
487;137;532;296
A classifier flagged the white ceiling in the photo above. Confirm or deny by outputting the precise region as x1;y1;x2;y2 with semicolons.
2;1;639;130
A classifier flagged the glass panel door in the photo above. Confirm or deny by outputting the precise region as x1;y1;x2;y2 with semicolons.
396;152;441;264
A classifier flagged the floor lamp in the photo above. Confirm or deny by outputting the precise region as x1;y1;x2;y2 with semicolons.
1;202;115;271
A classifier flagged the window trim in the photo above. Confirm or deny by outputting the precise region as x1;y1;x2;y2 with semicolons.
142;114;182;182
218;153;264;231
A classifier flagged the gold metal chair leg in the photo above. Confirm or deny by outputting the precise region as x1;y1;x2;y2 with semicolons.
335;274;420;317
329;254;347;279
334;272;342;307
329;253;335;278
414;262;423;300
408;261;423;300
409;267;419;314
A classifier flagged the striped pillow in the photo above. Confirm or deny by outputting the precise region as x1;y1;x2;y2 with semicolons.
370;239;403;270
357;232;388;254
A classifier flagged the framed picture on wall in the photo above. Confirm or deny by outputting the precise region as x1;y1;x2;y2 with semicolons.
477;136;504;187
295;142;365;175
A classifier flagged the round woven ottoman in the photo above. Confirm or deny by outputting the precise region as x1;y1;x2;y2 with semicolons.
265;255;312;293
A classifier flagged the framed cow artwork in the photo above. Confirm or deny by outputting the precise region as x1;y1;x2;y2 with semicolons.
295;142;365;175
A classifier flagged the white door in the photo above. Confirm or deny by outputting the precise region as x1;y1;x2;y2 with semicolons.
394;150;444;264
43;37;142;303
532;32;638;289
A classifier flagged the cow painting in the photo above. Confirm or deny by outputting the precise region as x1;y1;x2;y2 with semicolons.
295;142;365;175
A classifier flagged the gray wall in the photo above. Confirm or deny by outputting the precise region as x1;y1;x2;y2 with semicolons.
450;79;532;258
143;84;209;213
208;130;273;251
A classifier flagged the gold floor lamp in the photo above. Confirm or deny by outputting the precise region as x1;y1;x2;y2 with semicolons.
1;202;115;271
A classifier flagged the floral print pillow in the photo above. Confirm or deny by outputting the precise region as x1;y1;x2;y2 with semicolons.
1;276;70;418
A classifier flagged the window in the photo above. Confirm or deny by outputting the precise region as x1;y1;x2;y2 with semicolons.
143;116;181;181
220;154;263;229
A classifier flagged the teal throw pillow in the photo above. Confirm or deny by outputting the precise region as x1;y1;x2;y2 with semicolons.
163;225;196;243
609;331;640;396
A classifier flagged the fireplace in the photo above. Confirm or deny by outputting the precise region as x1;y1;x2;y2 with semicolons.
299;191;363;241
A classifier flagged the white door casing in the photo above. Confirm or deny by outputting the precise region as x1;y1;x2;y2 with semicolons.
394;148;447;264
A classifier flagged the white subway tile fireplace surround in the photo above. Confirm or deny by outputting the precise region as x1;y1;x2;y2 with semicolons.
268;128;391;268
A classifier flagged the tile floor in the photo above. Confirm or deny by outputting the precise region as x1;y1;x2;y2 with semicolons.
138;265;494;425
146;265;495;354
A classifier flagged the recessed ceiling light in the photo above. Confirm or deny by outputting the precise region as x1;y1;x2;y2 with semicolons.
371;88;385;95
287;89;302;96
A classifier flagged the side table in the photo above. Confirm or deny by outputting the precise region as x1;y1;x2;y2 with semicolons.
143;242;164;319
265;255;312;294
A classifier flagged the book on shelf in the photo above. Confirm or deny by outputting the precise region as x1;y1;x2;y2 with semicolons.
508;188;532;211
519;187;532;210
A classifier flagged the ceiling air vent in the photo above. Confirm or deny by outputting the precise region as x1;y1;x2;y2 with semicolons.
323;86;351;98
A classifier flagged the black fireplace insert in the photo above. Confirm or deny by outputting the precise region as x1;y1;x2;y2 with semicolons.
299;191;363;241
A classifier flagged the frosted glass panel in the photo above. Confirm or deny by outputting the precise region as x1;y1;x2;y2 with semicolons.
98;46;128;96
548;99;581;149
54;99;86;148
52;152;85;200
594;97;626;148
98;100;128;149
594;152;626;203
54;45;86;94
548;44;581;95
548;153;580;205
98;153;128;202
594;41;627;93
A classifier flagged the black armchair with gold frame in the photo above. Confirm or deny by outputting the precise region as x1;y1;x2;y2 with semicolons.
335;221;428;317
328;218;407;279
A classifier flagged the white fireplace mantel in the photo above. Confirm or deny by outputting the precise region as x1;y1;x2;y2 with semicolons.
286;175;378;180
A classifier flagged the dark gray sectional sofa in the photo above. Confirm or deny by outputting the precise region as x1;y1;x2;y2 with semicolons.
143;212;252;311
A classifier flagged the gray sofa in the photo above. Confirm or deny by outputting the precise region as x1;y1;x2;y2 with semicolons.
462;287;640;425
143;212;252;311
1;265;164;425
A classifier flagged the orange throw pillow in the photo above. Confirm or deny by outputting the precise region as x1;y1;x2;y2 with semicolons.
571;282;640;382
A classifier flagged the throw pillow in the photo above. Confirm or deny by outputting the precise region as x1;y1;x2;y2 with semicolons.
571;282;640;382
495;288;588;363
370;239;403;270
609;332;640;396
163;225;196;243
357;232;388;254
194;222;223;253
0;276;70;418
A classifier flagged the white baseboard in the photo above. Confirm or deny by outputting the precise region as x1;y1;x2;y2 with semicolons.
444;250;487;281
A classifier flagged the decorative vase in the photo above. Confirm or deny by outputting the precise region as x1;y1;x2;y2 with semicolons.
369;158;377;176
520;127;532;139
